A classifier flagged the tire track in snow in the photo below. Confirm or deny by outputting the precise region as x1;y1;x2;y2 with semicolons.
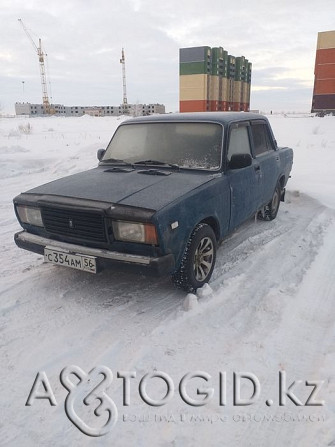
101;192;335;447
194;194;334;447
230;220;335;447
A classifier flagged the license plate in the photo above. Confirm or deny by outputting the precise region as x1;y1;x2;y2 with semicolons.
44;247;97;273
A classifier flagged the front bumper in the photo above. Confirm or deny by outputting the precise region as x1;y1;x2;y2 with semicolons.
14;231;175;276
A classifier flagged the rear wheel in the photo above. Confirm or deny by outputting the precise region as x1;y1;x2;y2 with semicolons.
172;223;217;292
258;184;281;221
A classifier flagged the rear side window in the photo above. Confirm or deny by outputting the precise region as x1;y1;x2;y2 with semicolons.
251;123;275;156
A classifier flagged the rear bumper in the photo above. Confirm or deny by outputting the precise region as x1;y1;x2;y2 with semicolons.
14;231;175;276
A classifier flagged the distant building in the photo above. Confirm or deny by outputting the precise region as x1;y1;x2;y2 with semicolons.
311;30;335;114
179;46;252;113
14;102;166;117
83;107;106;117
130;103;166;116
15;103;46;115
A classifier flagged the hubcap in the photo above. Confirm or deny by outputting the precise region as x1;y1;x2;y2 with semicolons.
193;237;214;282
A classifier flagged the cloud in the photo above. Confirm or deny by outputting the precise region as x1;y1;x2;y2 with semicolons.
252;86;288;92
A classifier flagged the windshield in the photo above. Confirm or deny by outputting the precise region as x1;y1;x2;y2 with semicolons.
102;122;223;170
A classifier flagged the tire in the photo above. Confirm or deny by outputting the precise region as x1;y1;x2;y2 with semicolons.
172;223;217;292
258;183;281;221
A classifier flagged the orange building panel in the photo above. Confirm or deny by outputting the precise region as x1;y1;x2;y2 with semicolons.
220;101;228;111
314;79;335;95
179;100;208;112
316;48;335;65
240;102;250;112
315;63;335;80
179;100;246;113
210;100;223;111
231;102;241;112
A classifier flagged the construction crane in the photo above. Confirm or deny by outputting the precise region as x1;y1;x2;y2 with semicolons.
120;48;129;114
18;18;52;114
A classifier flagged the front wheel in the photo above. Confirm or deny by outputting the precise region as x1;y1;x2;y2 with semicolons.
258;184;281;221
172;223;217;292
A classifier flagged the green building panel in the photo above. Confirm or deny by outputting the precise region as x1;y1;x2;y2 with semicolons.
235;56;247;81
247;62;252;83
211;47;228;77
180;61;210;75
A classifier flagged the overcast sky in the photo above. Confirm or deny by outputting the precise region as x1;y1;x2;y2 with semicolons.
1;0;334;114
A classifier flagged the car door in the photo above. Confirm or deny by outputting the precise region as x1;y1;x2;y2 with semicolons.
250;120;280;206
225;122;262;230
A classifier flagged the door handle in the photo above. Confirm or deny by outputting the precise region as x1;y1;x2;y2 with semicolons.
254;164;261;171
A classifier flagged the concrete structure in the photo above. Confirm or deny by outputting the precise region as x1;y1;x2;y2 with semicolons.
312;30;335;114
179;46;251;113
15;103;46;115
130;103;166;116
15;102;166;117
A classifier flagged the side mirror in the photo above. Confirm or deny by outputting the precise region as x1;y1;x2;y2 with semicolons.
97;149;106;161
229;153;252;169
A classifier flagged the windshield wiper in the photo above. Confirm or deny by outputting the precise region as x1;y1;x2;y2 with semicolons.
100;158;133;166
134;160;179;169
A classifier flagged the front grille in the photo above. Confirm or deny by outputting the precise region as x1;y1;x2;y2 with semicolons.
41;206;107;243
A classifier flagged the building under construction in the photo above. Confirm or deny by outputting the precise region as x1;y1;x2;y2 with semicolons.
179;46;252;113
15;102;165;117
311;30;335;114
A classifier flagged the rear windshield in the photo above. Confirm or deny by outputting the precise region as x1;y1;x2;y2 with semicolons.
102;122;223;170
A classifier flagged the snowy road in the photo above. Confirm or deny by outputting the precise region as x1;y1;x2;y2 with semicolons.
1;115;334;446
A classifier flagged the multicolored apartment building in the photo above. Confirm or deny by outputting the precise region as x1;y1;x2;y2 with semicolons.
179;46;252;113
312;30;335;114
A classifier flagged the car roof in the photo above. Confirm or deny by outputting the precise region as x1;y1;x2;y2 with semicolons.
123;112;267;125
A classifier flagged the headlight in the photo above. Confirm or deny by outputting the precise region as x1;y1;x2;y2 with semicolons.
16;205;44;227
112;221;158;245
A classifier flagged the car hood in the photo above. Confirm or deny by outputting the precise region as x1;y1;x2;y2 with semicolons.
25;166;215;211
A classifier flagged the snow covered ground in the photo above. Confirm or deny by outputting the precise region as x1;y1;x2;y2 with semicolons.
0;113;334;446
